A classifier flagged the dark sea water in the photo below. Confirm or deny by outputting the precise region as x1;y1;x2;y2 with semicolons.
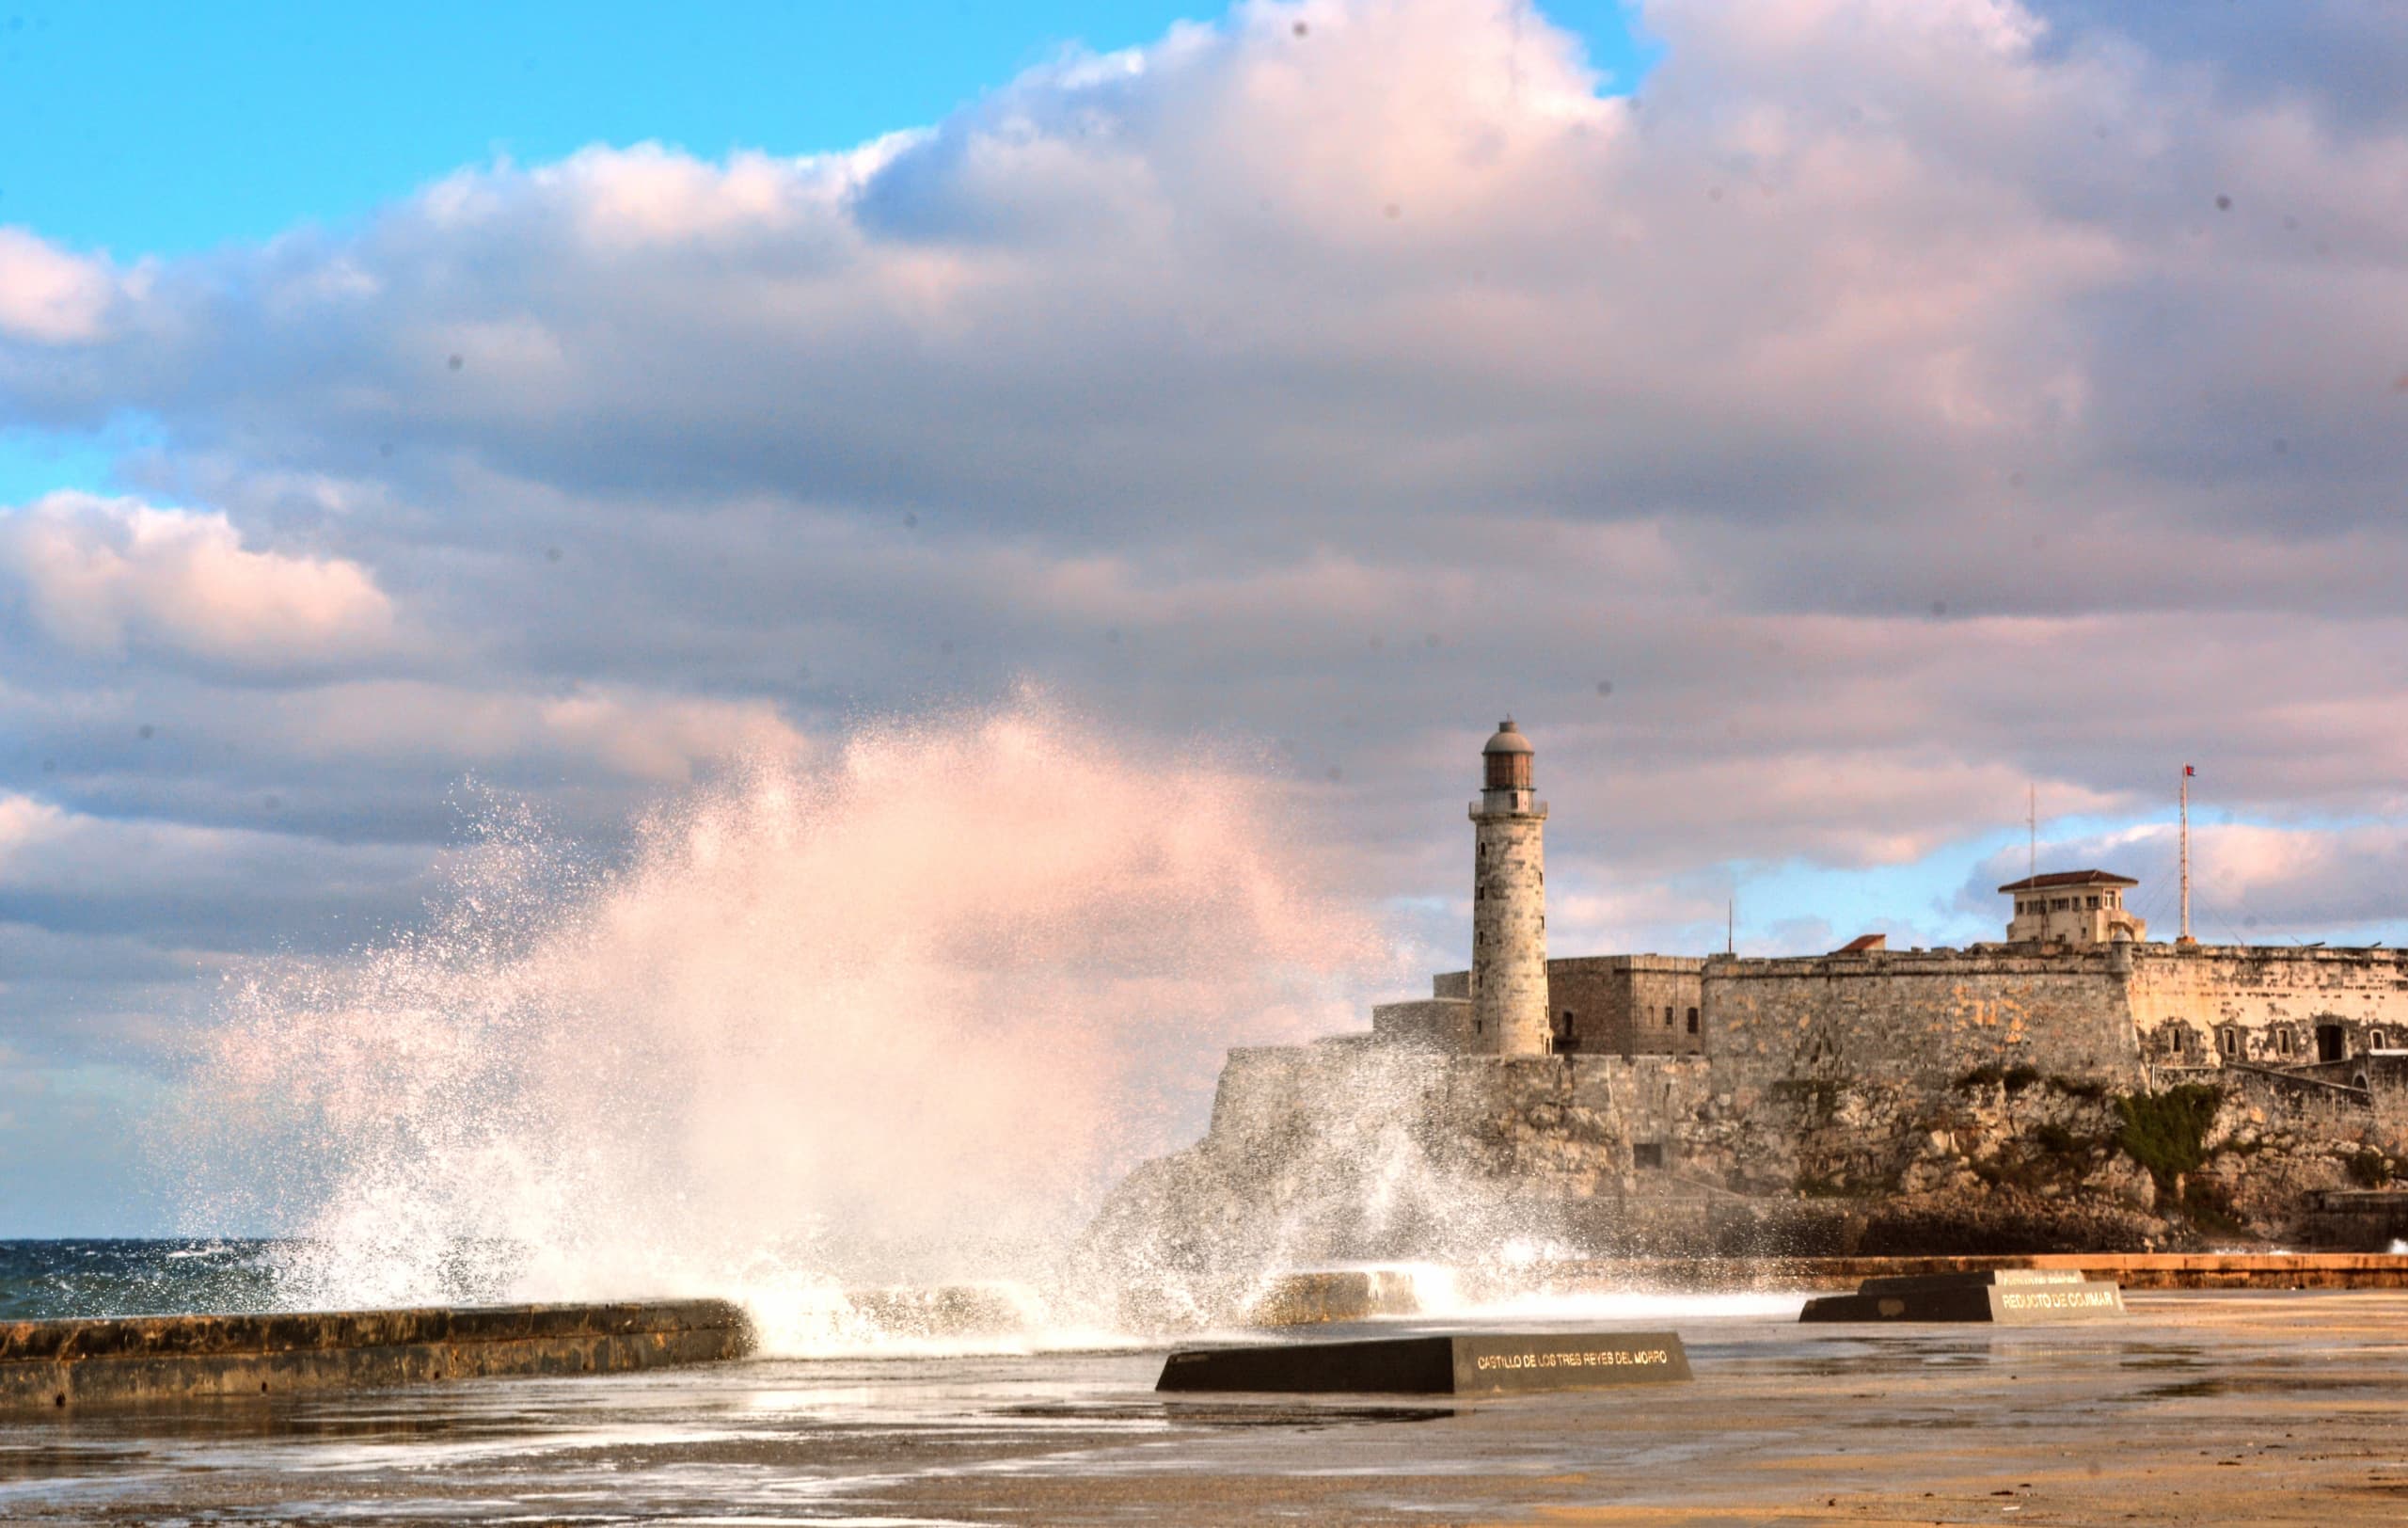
0;1239;283;1322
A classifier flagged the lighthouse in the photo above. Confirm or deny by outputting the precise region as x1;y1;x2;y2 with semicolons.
1469;718;1550;1056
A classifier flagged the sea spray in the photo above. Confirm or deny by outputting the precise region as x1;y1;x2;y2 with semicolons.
165;696;1397;1344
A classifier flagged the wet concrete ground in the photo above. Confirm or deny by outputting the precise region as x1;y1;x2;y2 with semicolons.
1;1290;2403;1524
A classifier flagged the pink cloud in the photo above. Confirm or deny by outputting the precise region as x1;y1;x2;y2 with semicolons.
0;493;395;670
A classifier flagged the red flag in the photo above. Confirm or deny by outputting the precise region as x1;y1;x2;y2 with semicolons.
2184;764;2195;777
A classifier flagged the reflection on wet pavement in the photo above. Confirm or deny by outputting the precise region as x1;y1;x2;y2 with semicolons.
3;1292;2406;1523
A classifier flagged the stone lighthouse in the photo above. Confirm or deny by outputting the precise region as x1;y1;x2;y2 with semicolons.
1469;718;1550;1056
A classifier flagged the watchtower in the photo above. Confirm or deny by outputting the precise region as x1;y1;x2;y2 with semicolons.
1998;869;2147;947
1470;719;1551;1055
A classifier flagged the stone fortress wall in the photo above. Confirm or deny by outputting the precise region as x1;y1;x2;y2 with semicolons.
1122;719;2408;1259
1697;947;2144;1100
1385;945;2408;1096
2124;946;2408;1074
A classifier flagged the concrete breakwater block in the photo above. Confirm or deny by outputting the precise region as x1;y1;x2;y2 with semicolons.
1244;1268;1421;1327
1158;1330;1690;1395
0;1298;755;1411
1799;1268;2125;1325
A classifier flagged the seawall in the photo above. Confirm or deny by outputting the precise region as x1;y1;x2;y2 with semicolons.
0;1298;754;1411
1509;1251;2408;1292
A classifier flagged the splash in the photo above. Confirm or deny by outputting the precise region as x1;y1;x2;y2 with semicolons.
166;696;1394;1345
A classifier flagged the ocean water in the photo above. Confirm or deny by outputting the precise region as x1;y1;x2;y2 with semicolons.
0;1240;283;1323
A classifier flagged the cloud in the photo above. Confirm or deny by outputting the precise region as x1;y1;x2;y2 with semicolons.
2;0;2408;1234
0;228;122;344
282;680;811;783
1962;814;2408;943
0;493;396;672
0;790;438;953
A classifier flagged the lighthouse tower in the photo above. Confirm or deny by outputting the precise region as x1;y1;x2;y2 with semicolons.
1469;718;1550;1056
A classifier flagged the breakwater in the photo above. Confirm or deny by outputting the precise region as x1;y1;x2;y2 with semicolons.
0;1298;752;1410
1489;1251;2408;1296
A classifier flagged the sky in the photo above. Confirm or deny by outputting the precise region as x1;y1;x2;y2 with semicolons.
4;0;2407;1234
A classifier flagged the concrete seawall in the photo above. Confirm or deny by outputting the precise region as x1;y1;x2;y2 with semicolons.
1505;1251;2408;1294
0;1298;753;1410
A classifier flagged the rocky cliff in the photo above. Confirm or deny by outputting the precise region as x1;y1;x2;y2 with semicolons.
1082;1042;2408;1319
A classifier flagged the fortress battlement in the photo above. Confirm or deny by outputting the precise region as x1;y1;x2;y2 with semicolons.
1096;719;2408;1265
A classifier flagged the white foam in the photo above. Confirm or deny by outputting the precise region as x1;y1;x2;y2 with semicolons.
163;696;1394;1337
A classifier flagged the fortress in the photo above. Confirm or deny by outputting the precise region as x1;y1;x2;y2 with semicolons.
1372;720;2408;1090
1095;721;2408;1287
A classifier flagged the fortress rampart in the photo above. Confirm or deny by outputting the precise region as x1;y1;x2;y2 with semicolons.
1096;719;2408;1265
1699;947;2143;1100
2123;946;2408;1071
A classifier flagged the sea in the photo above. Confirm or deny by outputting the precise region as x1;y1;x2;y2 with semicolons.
0;1239;285;1323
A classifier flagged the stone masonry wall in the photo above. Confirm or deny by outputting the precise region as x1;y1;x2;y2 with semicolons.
1625;961;1706;1057
1429;957;1704;1058
1370;998;1475;1050
1471;811;1549;1055
1701;948;2145;1105
2125;947;2408;1070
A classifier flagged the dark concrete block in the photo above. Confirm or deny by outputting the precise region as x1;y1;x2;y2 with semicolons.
1156;1330;1690;1394
1801;1272;2125;1324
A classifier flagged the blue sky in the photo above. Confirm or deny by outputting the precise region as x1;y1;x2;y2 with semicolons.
0;2;1658;254
0;1;1656;507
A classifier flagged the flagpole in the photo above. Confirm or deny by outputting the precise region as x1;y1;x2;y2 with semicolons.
2179;765;2194;947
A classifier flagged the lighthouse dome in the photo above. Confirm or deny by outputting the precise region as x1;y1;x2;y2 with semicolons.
1481;718;1534;792
1482;719;1533;756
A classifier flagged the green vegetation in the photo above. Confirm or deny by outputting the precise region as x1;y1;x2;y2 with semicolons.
2114;1084;2224;1192
2177;1174;2248;1237
2344;1148;2396;1188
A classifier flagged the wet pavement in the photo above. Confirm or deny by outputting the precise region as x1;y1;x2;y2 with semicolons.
2;1290;2404;1524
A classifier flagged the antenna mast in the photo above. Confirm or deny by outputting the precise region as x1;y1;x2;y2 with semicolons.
2178;764;2195;947
2027;784;2036;883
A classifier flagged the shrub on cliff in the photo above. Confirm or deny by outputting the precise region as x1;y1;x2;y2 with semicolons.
2114;1085;2223;1192
2344;1148;2396;1188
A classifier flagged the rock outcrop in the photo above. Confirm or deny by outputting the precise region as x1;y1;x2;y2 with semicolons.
1082;1043;2408;1321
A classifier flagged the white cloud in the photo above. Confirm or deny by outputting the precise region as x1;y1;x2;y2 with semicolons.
0;228;119;344
0;790;71;869
1;0;2407;1203
282;680;809;783
0;493;395;670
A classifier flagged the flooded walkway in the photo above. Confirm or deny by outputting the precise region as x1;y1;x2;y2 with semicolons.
2;1290;2403;1524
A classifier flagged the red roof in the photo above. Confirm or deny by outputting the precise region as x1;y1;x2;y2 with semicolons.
1997;869;2139;894
1834;933;1888;953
